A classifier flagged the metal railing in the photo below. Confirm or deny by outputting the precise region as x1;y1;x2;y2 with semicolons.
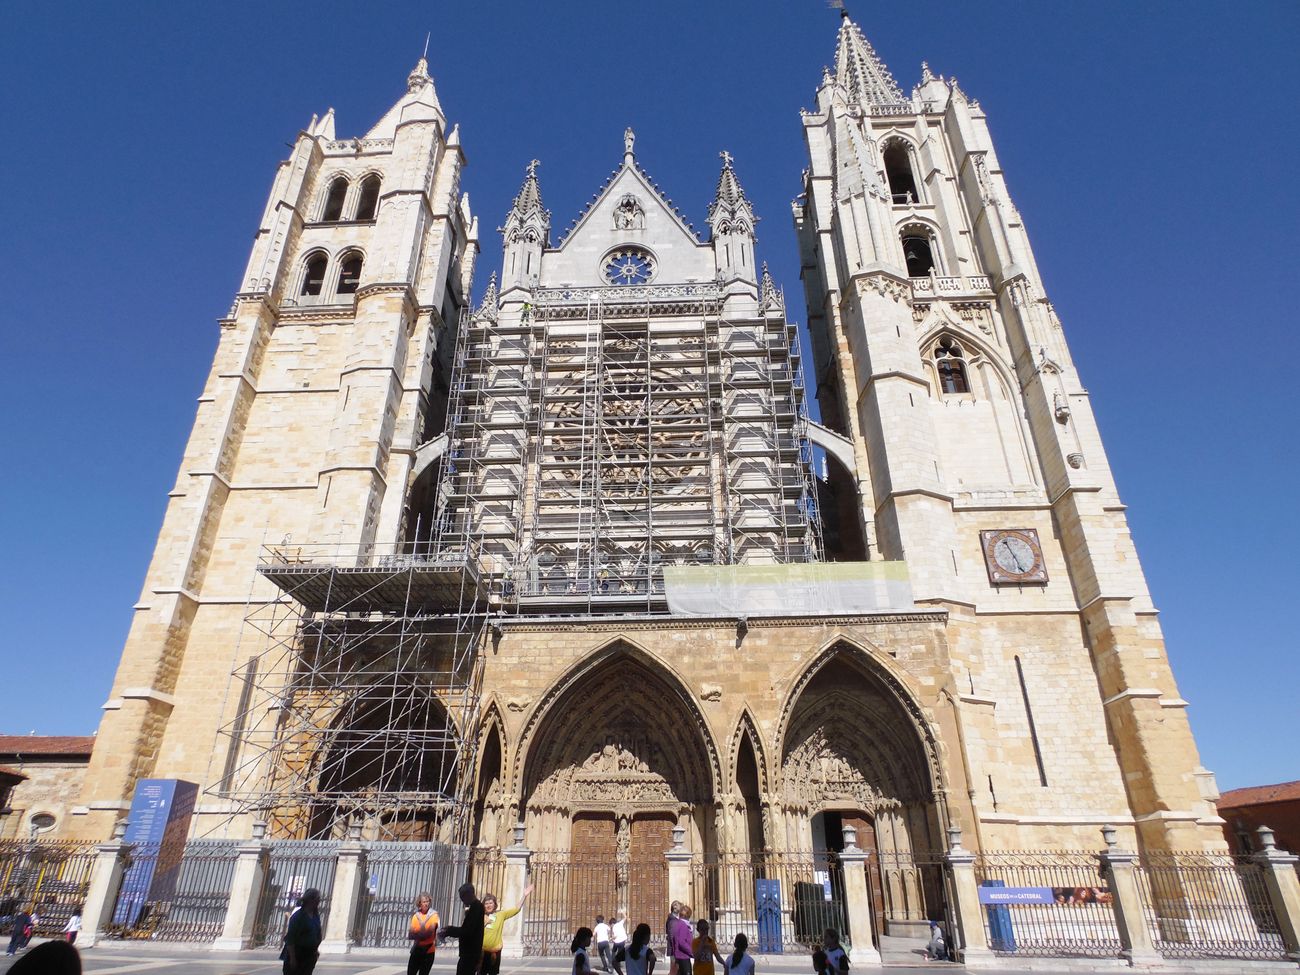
973;851;1122;958
1137;852;1286;961
252;840;340;947
103;840;240;942
688;852;848;953
0;840;96;939
523;853;668;957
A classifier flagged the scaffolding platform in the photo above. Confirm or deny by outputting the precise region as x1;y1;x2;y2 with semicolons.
258;552;486;614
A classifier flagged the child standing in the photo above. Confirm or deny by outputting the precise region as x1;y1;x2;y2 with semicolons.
572;926;595;975
821;929;849;975
723;933;754;975
691;919;725;975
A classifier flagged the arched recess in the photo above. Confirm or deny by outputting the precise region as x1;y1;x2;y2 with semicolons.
402;434;448;552
309;684;459;841
516;638;721;856
916;322;1038;488
725;709;770;854
776;638;946;930
816;447;869;562
471;703;507;848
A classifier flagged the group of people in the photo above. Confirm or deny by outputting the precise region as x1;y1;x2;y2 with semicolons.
277;882;948;975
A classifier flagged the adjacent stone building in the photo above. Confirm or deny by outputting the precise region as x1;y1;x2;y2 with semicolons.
73;12;1227;920
0;736;94;840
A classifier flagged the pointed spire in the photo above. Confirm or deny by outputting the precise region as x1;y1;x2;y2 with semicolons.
834;16;906;106
708;151;754;236
473;272;499;322
510;159;546;220
760;263;784;314
407;57;432;93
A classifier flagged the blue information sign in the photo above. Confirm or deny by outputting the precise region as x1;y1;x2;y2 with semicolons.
977;886;1055;905
112;779;198;926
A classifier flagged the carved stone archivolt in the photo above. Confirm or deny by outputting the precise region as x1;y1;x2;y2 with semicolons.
520;646;719;816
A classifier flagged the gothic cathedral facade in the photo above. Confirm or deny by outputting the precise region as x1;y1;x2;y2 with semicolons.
73;12;1224;905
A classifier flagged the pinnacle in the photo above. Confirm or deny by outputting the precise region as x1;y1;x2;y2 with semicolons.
709;150;751;228
833;15;906;106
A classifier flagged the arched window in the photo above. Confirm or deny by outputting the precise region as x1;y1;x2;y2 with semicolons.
883;141;920;205
901;230;937;277
934;336;969;394
337;253;363;295
320;176;349;222
354;175;381;221
301;253;328;296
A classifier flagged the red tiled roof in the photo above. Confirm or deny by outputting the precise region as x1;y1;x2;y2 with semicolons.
0;735;96;758
1218;780;1300;809
0;764;26;781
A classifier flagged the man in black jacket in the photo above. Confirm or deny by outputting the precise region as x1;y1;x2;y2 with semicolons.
440;882;485;975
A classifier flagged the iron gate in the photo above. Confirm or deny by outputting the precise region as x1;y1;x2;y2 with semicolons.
252;840;339;946
104;840;240;941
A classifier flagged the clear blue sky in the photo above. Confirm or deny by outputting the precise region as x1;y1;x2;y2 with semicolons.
0;2;1296;793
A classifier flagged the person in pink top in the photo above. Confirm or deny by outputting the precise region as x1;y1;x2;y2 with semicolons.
670;905;694;975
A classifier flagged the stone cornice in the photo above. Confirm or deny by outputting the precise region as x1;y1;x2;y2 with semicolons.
500;610;948;633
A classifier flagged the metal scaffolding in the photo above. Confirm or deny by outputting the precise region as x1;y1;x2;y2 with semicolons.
213;279;821;839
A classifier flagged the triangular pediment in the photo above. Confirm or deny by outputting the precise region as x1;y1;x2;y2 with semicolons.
556;163;701;251
540;162;711;289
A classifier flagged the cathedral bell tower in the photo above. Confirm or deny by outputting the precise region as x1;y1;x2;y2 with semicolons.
796;14;1223;852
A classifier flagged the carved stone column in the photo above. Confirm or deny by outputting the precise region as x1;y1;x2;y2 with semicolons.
666;824;692;908
942;828;995;968
80;820;130;949
837;827;882;963
1253;826;1300;963
213;821;270;951
321;824;365;954
1097;826;1159;967
502;823;532;960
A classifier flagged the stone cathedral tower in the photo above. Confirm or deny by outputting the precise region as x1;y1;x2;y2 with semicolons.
794;14;1222;853
70;16;1225;931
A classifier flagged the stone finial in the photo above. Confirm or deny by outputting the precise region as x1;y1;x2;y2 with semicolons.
408;57;432;92
251;819;268;840
946;825;964;853
671;824;687;852
842;824;860;852
1256;825;1278;852
347;818;363;842
511;821;527;848
1101;824;1118;849
112;818;128;841
624;127;635;161
920;61;935;83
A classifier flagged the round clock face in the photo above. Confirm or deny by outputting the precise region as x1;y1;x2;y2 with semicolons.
993;535;1036;574
603;247;655;285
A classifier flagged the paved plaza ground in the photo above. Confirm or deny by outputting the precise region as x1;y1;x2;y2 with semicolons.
1;939;1290;975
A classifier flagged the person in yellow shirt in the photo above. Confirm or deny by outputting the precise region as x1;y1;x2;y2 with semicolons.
480;883;534;975
408;891;440;975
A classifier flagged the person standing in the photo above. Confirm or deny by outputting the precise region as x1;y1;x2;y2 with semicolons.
480;883;533;975
6;907;32;955
821;929;849;975
571;926;595;975
611;910;629;975
407;891;439;975
62;910;82;944
440;882;486;975
691;919;724;975
594;913;613;973
623;923;656;975
670;905;694;975
723;933;754;975
280;888;322;975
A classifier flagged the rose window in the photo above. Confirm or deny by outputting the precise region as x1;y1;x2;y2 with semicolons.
603;248;656;285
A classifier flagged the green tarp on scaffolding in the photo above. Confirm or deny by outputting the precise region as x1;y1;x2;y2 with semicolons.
662;561;914;617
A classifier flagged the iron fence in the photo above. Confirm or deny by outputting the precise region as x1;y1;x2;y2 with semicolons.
352;842;501;949
523;852;666;957
973;851;1122;958
1137;852;1286;961
103;840;240;942
0;840;97;938
252;840;339;947
688;852;847;953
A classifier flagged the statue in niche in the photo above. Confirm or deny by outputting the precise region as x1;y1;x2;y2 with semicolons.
613;194;645;231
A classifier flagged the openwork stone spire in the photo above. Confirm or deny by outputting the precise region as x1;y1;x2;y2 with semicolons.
708;150;755;237
473;272;499;322
834;16;906;106
760;262;784;314
503;159;551;247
